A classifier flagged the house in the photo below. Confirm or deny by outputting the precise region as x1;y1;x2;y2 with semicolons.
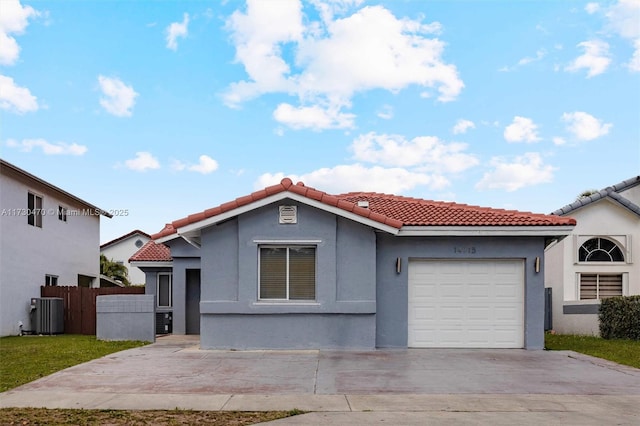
545;176;640;335
130;178;575;350
100;230;151;285
0;159;112;336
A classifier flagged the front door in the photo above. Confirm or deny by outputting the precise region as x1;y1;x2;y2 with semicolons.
185;269;201;335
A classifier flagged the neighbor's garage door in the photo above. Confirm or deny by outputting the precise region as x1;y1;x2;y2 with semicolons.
408;259;524;348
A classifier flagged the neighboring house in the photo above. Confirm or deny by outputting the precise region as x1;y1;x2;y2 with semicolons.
0;159;112;336
545;176;640;335
100;230;151;285
130;178;575;350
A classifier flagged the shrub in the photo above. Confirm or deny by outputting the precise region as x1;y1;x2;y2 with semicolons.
599;295;640;340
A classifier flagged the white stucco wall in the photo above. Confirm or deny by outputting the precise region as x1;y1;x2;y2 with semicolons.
0;170;102;336
101;234;150;285
545;197;640;335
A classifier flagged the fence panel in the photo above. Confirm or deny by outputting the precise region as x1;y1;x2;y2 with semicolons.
41;286;145;335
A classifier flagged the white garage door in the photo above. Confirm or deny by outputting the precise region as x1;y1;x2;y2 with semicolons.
408;259;524;348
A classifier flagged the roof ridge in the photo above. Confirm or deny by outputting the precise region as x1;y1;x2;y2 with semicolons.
101;229;151;249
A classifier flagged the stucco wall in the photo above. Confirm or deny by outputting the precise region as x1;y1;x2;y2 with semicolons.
96;294;155;342
0;170;101;336
376;235;546;349
544;199;639;335
101;234;150;285
198;201;377;349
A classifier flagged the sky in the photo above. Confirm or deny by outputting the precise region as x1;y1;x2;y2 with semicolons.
1;0;639;244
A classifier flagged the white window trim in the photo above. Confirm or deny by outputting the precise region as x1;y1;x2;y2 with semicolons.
574;234;631;265
258;244;317;302
157;273;173;308
28;192;43;228
45;274;58;286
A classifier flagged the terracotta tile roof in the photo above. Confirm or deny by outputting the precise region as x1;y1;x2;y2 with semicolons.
151;178;575;240
100;229;151;249
129;241;172;262
337;193;576;226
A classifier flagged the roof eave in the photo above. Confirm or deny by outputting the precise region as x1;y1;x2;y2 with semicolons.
161;191;400;241
397;225;575;237
129;261;173;268
1;159;113;218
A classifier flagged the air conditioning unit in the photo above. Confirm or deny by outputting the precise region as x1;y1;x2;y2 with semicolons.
33;297;64;334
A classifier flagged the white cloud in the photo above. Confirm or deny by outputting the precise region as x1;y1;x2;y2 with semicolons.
565;39;611;77
475;153;555;192
629;39;640;72
585;3;600;14
98;75;138;117
188;155;218;174
6;138;87;155
166;13;189;51
377;104;393;120
172;155;219;174
452;119;475;134
124;152;160;172
256;163;449;195
0;0;39;66
503;116;541;143
0;74;38;113
351;132;478;173
562;111;612;141
552;136;566;146
499;49;546;72
603;0;640;72
273;103;355;130
224;1;463;130
605;0;640;40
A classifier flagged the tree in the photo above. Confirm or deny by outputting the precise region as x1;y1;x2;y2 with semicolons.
100;254;131;286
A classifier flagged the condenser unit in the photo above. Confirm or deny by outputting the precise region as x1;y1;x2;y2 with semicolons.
33;297;64;334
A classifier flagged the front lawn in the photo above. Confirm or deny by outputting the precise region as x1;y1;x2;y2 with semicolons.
0;334;147;392
545;333;640;369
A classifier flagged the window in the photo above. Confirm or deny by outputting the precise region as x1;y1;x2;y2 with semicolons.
135;239;144;248
157;273;172;307
259;246;316;300
27;192;43;228
58;206;67;222
45;275;58;286
579;238;624;262
580;274;622;300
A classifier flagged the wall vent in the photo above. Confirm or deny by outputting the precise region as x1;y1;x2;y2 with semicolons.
279;205;297;224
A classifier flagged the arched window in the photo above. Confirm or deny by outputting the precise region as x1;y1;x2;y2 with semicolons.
578;238;624;262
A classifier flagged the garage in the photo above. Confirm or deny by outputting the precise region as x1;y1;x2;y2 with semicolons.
408;259;524;348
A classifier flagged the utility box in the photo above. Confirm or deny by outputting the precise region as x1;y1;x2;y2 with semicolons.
156;311;172;334
32;297;64;334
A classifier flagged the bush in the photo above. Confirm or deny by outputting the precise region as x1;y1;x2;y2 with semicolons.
599;295;640;340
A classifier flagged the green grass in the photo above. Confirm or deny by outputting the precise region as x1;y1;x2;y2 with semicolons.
545;333;640;369
0;335;147;392
0;408;301;425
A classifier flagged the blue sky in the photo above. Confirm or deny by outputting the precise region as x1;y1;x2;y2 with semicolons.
2;0;639;244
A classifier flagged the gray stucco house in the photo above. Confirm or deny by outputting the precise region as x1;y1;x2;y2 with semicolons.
131;178;575;350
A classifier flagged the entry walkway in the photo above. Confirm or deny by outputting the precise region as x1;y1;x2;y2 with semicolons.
1;335;639;425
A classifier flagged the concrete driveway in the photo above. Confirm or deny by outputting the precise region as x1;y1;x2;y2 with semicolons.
2;335;639;425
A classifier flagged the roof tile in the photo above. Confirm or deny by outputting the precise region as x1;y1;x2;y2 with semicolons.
129;241;172;262
149;178;575;241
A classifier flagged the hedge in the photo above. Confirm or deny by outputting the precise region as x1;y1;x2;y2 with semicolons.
599;295;640;340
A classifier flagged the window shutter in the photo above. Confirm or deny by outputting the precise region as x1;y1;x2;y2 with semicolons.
580;274;597;299
289;247;315;300
260;248;287;299
598;274;623;298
